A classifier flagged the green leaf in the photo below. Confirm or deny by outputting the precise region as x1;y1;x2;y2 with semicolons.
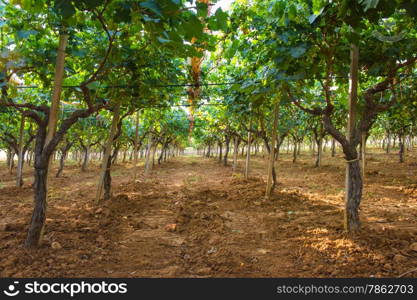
359;0;379;11
140;1;163;17
157;36;171;43
16;30;38;39
82;0;104;9
197;2;208;17
72;49;88;57
215;8;228;32
308;7;325;24
289;45;306;58
184;15;204;38
114;5;132;23
288;4;297;21
143;15;160;23
86;81;100;90
54;0;76;19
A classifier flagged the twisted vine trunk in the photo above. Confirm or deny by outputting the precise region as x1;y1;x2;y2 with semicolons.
245;116;252;179
232;137;240;172
315;137;322;168
144;133;153;175
206;143;211;158
16;115;25;187
292;140;297;163
96;103;120;202
8;149;15;174
265;99;279;198
399;133;405;163
223;135;230;166
81;145;90;172
103;157;112;201
25;126;49;247
56;142;72;178
56;152;66;178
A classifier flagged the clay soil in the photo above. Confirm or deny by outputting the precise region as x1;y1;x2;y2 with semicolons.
1;150;417;278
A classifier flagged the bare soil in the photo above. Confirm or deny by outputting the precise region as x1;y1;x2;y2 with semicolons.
1;150;417;277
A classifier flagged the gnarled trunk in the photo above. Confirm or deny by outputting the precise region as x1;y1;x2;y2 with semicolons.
315;138;322;167
81;145;90;172
56;152;66;178
25;126;49;247
25;166;48;247
292;140;297;163
217;142;222;163
223;135;230;166
8;149;15;174
16;115;25;187
399;133;404;163
103;157;112;201
206;143;211;158
232;137;240;172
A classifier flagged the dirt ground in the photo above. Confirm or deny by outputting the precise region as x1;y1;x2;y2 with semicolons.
1;149;417;278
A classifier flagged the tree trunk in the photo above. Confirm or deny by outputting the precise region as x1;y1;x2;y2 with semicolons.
158;144;166;164
266;99;279;198
223;135;230;166
292;140;297;163
133;111;140;180
399;133;404;163
112;145;119;165
81;145;90;172
25;165;48;247
345;158;362;233
286;138;290;154
206;143;211;158
6;148;12;171
361;132;366;179
56;151;66;178
96;103;121;202
232;136;239;172
16;115;25;187
331;138;336;157
151;144;157;167
103;156;112;201
25;125;49;247
144;133;153;175
245;117;252;179
28;150;33;167
315;137;322;167
8;149;15;174
345;42;361;234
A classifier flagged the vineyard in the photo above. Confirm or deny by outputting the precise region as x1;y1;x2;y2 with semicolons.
0;0;417;278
